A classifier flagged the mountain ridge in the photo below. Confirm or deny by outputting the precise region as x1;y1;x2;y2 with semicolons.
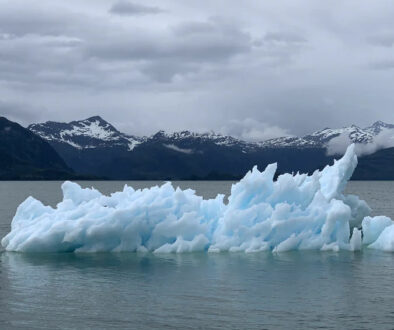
22;116;394;180
29;116;394;152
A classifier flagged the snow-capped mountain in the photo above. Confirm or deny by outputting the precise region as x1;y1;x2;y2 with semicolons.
26;117;394;180
29;116;145;151
29;116;258;152
29;117;394;152
364;120;394;135
260;121;393;148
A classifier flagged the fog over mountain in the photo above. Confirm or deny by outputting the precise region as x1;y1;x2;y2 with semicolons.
1;0;394;138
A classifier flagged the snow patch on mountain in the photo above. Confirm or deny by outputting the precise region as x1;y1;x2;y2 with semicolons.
63;139;83;149
128;139;143;151
258;136;315;148
59;119;120;141
156;130;248;148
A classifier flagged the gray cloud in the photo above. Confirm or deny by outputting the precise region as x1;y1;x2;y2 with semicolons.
367;33;394;47
252;31;308;67
0;3;83;37
220;118;291;142
85;20;251;63
172;21;217;36
262;32;307;44
0;0;394;137
0;99;47;125
141;61;199;83
109;1;164;16
369;59;394;70
84;18;252;82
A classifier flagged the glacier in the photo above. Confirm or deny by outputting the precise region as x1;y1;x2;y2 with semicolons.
2;144;394;253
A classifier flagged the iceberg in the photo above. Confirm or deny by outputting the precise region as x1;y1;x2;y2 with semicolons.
1;144;393;253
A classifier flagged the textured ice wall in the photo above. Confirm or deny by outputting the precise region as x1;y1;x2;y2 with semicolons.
209;145;370;253
2;144;393;253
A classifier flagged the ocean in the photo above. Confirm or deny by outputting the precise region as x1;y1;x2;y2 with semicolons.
1;181;394;329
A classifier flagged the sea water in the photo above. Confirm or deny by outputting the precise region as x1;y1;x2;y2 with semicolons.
1;181;394;329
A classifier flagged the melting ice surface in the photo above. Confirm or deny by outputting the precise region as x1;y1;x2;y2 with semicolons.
2;144;394;253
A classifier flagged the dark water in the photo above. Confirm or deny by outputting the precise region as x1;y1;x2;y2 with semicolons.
1;181;394;329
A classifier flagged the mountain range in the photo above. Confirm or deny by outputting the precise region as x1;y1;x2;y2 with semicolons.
24;116;394;180
29;116;394;151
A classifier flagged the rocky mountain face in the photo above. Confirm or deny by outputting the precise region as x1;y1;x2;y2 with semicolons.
0;117;74;179
27;116;394;180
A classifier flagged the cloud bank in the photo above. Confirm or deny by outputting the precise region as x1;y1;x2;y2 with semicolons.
220;118;291;142
109;1;164;16
0;0;394;136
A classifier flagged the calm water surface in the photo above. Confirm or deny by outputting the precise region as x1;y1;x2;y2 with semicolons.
1;181;394;329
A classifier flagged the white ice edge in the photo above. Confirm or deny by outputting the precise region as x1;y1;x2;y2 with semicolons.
2;144;394;253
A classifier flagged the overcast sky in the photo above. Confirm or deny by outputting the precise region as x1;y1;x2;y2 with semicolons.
1;0;394;139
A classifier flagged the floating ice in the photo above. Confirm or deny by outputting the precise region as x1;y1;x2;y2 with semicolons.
361;216;393;245
2;144;393;253
367;225;394;251
362;216;394;251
